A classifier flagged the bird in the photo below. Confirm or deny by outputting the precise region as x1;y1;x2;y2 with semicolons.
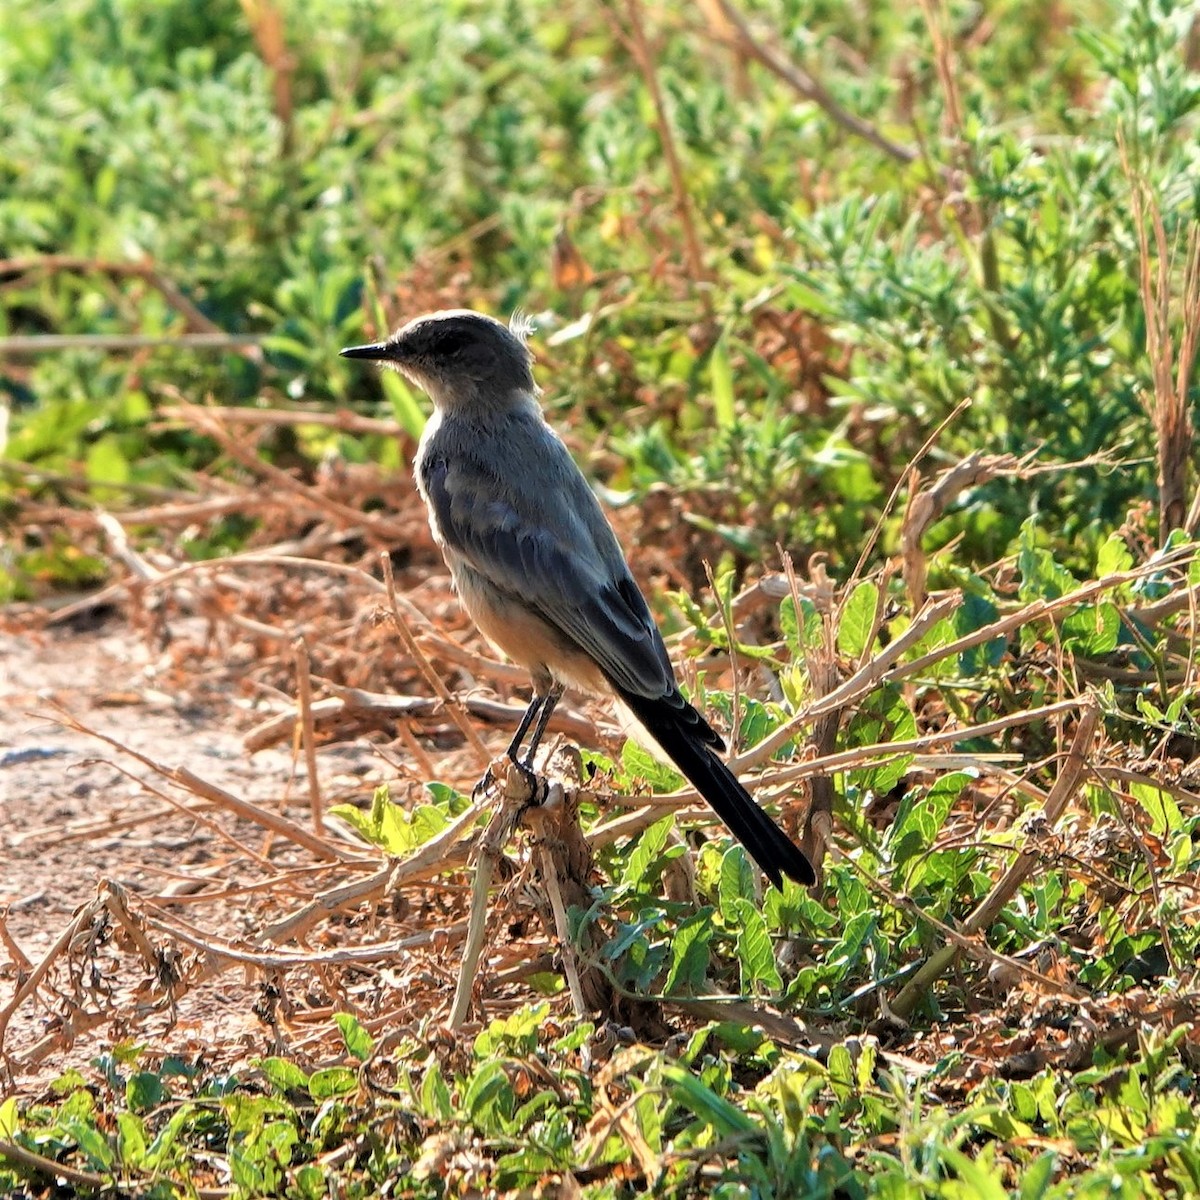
340;309;816;888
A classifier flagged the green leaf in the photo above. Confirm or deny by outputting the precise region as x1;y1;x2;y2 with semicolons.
623;814;674;887
718;845;755;919
1017;519;1077;601
826;1043;854;1099
1061;601;1120;655
420;1062;452;1122
307;1067;358;1099
116;1111;148;1167
293;1165;326;1200
940;1147;1012;1199
672;588;712;637
664;907;714;994
1097;532;1134;576
410;803;449;842
51;1069;88;1095
780;594;824;658
474;1003;548;1056
1018;1152;1059;1199
662;1065;759;1138
622;739;684;792
380;369;428;440
334;1012;375;1062
731;898;783;991
736;698;786;747
426;780;470;815
85;434;131;487
838;581;878;658
956;590;1005;674
257;1057;310;1093
125;1071;167;1113
61;1113;115;1170
329;786;433;856
463;1060;512;1131
709;333;736;428
144;1106;195;1169
0;1096;17;1138
888;771;971;879
1130;780;1184;836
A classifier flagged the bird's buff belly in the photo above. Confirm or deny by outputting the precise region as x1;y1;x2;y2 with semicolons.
452;562;607;695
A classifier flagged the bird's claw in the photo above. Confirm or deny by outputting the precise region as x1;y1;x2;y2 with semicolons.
472;756;541;803
471;763;497;800
511;757;539;802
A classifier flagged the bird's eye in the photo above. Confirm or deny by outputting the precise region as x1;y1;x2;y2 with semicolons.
431;329;472;358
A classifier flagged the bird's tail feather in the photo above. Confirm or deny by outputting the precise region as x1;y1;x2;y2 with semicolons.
618;690;816;888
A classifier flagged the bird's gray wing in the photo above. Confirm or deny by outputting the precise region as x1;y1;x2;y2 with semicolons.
423;454;675;699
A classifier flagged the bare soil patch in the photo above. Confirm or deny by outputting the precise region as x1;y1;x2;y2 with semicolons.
0;613;366;1089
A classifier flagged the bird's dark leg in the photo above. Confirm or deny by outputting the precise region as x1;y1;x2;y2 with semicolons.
504;692;548;762
473;681;561;800
520;681;564;768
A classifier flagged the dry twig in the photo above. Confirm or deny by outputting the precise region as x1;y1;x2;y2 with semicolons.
890;702;1100;1019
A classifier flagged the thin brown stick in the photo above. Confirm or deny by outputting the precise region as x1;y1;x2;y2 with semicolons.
1121;137;1200;541
755;699;1085;792
0;333;260;353
0;896;105;1052
917;0;965;143
265;796;483;943
781;551;839;880
901;451;1019;608
243;687;598;754
449;765;532;1028
621;0;708;287
145;913;466;970
844;398;973;598
158;403;401;438
705;561;743;751
239;0;295;155
10;800;214;847
0;910;32;973
860;852;1088;999
890;702;1099;1019
733;592;962;773
47;708;363;863
587;698;1088;853
292;636;324;836
381;553;492;767
707;0;918;165
245;691;438;752
172;399;410;539
391;717;439;782
99;759;276;869
0;1138;231;1200
528;789;590;1021
0;254;228;340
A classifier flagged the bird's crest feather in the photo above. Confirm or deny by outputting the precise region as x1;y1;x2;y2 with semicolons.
509;309;536;343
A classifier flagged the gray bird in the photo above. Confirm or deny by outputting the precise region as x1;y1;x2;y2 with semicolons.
341;310;815;888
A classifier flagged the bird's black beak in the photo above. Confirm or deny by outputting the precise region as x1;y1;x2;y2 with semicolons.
339;341;392;361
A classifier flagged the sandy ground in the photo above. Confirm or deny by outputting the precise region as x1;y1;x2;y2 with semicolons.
0;611;387;1092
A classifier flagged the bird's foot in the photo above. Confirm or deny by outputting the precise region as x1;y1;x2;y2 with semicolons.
471;762;498;800
472;755;541;804
510;756;541;803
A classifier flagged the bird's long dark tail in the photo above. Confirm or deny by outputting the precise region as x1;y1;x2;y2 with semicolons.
617;689;816;888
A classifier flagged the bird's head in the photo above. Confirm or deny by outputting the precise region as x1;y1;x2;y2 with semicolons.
340;309;536;411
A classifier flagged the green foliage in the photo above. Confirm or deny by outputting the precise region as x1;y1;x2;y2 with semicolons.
6;0;1194;584
329;782;463;857
9;1008;1200;1196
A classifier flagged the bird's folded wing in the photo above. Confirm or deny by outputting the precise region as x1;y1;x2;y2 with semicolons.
424;457;675;699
